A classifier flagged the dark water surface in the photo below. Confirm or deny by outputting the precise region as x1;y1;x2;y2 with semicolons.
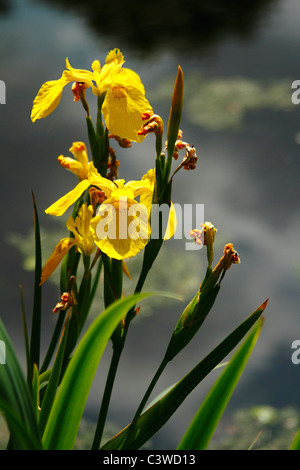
1;0;300;449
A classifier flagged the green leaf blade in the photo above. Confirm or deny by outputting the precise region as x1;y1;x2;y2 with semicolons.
177;317;264;450
38;314;71;434
102;299;268;450
0;398;42;450
30;192;42;371
42;293;151;450
0;319;42;449
290;430;300;450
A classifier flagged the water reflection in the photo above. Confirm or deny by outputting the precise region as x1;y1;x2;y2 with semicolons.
0;0;10;15
36;0;280;55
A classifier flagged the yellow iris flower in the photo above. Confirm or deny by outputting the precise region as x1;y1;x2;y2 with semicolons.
139;168;177;241
40;203;95;284
90;178;154;260
45;166;176;260
31;48;153;142
45;168;154;260
90;172;177;259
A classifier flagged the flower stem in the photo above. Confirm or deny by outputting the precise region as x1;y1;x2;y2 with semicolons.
92;252;158;449
39;311;66;374
120;356;169;449
92;257;124;449
91;343;124;449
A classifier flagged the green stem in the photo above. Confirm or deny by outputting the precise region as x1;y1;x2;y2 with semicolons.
90;106;171;448
132;356;169;423
120;356;169;449
111;259;123;299
92;258;124;448
91;344;124;449
92;254;154;449
96;94;105;136
92;217;166;448
123;260;155;331
102;253;117;306
30;193;42;372
86;95;109;176
85;255;103;314
39;311;66;374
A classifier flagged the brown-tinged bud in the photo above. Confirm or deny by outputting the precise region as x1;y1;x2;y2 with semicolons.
170;131;198;180
223;243;241;269
52;291;77;313
89;187;107;213
106;147;120;180
108;134;132;148
209;243;241;287
71;81;89;115
138;112;165;157
182;145;198;171
72;82;88;102
138;113;164;138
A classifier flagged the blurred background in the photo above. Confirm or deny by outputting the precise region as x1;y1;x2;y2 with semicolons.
1;0;300;449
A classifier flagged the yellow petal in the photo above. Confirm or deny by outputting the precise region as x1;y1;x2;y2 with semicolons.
31;72;70;122
61;141;89;180
122;260;131;279
97;63;122;94
130;180;153;204
69;142;89;167
137;168;176;239
40;238;76;284
108;184;135;203
90;198;150;260
88;172;117;198
136;170;155;209
163;202;177;240
65;58;96;90
94;234;148;260
105;48;125;65
31;59;97;122
67;203;95;256
57;156;86;180
141;168;155;184
94;51;124;93
91;60;101;73
45;179;90;216
102;69;153;142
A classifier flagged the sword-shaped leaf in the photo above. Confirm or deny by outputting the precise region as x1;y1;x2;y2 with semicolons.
177;317;264;449
102;299;268;450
